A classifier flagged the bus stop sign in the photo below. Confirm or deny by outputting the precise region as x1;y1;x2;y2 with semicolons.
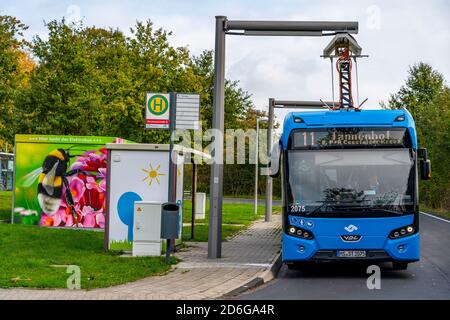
146;93;170;129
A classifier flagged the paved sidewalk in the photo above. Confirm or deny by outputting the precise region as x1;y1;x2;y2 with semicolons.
0;216;281;300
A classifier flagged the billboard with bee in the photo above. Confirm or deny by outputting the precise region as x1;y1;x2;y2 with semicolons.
13;134;132;228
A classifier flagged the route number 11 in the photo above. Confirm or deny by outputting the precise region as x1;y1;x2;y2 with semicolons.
302;132;315;146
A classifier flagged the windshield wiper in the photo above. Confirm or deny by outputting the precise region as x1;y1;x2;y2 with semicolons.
332;205;404;215
306;200;344;216
365;207;404;215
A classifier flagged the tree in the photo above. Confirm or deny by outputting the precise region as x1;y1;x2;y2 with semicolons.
7;17;270;197
384;63;450;210
14;19;204;144
0;15;33;150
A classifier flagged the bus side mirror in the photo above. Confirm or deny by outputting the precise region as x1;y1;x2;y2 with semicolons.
268;141;281;178
420;159;431;180
418;148;431;180
418;148;428;160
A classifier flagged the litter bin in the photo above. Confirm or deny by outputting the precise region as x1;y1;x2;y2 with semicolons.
161;202;180;240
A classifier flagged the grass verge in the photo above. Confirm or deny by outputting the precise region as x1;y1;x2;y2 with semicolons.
420;205;450;220
0;191;12;221
0;224;175;289
0;194;280;288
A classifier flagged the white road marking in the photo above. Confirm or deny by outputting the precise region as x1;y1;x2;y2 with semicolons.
420;211;450;223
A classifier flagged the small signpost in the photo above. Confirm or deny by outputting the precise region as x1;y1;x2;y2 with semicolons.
145;93;171;129
145;91;201;258
175;93;200;130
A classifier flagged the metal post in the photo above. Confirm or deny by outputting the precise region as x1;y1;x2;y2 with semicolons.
330;58;335;108
208;16;226;259
265;99;275;222
167;92;177;263
254;118;260;216
11;141;16;223
191;161;197;239
168;92;177;202
355;58;360;107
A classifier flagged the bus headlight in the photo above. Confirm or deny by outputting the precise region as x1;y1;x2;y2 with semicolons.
389;225;416;239
287;225;314;240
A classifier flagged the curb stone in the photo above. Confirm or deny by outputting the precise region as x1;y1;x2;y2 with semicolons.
220;252;282;298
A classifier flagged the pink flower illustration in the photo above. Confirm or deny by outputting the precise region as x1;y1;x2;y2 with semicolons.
65;213;75;227
70;160;87;171
85;176;105;192
95;211;105;228
98;168;106;179
69;177;86;202
40;214;54;226
81;206;96;228
52;205;68;226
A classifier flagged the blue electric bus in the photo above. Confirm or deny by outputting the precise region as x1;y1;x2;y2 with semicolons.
270;108;431;270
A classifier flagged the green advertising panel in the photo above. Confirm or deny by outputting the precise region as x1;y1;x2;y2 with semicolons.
13;134;132;228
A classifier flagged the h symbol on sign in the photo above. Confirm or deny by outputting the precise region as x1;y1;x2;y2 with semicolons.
154;98;163;112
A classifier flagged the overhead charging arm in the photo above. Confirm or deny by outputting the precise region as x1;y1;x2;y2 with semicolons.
274;100;338;109
323;33;366;110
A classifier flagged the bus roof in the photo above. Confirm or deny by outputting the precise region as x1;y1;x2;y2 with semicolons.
281;108;417;149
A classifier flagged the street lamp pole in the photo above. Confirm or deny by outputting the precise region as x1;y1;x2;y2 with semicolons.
265;98;275;222
254;118;260;216
255;117;267;216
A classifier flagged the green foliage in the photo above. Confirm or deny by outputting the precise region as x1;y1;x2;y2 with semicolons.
13;19;204;144
0;17;272;196
383;63;450;210
0;15;32;149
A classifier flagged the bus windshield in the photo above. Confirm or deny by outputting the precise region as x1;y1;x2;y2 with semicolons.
286;149;415;216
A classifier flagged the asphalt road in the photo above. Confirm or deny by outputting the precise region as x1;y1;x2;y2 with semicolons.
240;212;450;300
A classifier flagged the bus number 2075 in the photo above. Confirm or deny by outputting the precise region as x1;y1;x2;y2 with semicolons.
290;205;306;213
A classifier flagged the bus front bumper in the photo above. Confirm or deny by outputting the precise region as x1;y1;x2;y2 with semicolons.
282;233;420;263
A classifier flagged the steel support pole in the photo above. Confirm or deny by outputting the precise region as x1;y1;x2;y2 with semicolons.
166;92;177;262
208;16;226;259
254;118;259;216
273;100;334;108
191;161;197;240
265;99;275;222
225;21;358;33
168;92;177;204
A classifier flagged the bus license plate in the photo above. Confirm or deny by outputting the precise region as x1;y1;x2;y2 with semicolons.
337;250;367;258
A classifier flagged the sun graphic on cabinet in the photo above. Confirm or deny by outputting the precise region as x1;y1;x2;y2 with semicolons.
142;162;166;186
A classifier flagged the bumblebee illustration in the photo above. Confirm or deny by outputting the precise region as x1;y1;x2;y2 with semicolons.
19;148;86;225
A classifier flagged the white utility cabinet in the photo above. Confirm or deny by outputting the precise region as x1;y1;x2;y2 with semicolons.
132;201;162;256
105;143;184;251
195;192;206;219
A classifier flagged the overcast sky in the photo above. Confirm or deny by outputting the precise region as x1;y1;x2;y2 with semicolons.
1;0;449;125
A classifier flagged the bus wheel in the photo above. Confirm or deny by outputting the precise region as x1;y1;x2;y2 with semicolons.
392;262;408;270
